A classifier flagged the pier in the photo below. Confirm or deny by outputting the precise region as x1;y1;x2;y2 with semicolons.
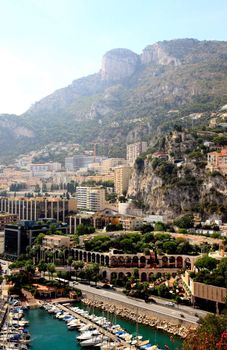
56;303;137;349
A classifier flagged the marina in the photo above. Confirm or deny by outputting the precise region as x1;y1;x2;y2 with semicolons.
23;302;182;350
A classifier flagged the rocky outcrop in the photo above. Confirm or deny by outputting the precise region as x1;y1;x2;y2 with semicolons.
101;48;140;81
141;43;181;66
128;129;227;220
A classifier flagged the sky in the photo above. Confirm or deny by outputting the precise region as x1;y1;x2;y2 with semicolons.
0;0;227;114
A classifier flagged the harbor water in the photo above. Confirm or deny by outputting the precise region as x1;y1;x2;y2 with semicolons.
25;305;183;350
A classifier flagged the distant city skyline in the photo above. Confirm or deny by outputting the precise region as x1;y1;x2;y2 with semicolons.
0;0;227;114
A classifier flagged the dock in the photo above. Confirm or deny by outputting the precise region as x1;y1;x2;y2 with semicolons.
56;303;137;349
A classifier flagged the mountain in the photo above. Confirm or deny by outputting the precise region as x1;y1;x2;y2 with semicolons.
1;38;227;161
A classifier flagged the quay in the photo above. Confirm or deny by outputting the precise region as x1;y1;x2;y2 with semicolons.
56;303;137;349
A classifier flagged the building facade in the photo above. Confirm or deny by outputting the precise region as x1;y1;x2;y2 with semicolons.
0;197;77;222
127;142;148;166
76;187;105;211
207;148;227;175
114;166;132;195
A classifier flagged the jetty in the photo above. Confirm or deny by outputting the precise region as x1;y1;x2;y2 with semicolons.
56;303;137;349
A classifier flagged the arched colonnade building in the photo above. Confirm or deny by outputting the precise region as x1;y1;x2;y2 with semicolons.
69;248;199;281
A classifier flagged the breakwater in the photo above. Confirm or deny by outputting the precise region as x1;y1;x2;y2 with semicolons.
82;295;196;339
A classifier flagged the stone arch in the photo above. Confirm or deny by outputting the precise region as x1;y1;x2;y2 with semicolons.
101;255;105;265
110;256;117;267
88;252;91;263
110;272;117;282
118;272;125;280
176;256;183;268
140;256;146;266
102;271;107;280
185;257;191;270
125;256;132;266
79;251;83;261
96;254;100;264
83;251;87;262
141;272;147;282
132;256;138;267
162;256;168;267
105;256;109;266
149;272;154;282
169;256;176;268
118;256;125;266
126;272;131;279
92;253;96;263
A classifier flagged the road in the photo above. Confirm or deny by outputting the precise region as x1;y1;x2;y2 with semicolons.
75;282;201;325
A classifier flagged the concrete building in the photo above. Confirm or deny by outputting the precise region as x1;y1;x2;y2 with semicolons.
120;216;143;230
127;141;148;166
4;220;68;259
182;270;226;312
0;197;77;222
101;158;127;172
65;155;105;171
76;187;105;212
207;148;227;175
42;235;70;249
30;162;61;175
68;248;198;282
114;166;132;195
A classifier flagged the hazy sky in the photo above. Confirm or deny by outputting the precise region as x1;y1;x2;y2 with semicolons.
0;0;227;114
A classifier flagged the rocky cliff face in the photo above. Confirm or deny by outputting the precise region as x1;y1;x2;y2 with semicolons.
128;159;227;220
141;43;181;66
128;129;227;220
101;48;140;81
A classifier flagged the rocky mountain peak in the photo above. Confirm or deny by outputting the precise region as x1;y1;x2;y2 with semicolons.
101;48;140;81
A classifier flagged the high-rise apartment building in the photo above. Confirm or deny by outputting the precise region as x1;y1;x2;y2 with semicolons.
127;141;148;166
76;187;105;211
114;166;132;195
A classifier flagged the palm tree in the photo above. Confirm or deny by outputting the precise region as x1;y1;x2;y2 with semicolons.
72;261;84;280
47;263;56;280
38;260;47;277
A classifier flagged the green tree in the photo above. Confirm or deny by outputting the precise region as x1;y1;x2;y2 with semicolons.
38;260;47;277
154;222;166;231
35;233;46;245
174;214;194;229
195;255;218;271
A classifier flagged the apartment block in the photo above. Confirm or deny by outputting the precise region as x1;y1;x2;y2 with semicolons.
114;166;132;195
127;141;148;166
101;158;127;172
76;187;105;211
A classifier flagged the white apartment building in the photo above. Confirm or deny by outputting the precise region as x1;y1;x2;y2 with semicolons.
76;187;105;211
127;141;148;166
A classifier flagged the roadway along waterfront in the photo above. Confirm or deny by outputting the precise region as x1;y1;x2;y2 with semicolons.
75;282;201;325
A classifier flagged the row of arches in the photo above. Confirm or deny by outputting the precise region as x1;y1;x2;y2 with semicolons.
104;271;177;282
72;249;192;269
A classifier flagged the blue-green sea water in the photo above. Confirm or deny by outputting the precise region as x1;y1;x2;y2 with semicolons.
25;305;182;350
